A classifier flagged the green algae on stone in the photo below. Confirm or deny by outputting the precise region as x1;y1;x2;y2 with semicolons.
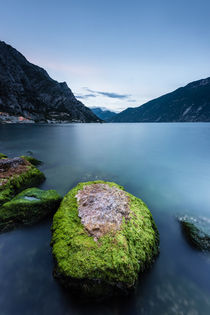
51;181;159;298
0;187;62;233
179;216;210;251
21;156;42;166
0;153;8;159
0;157;45;206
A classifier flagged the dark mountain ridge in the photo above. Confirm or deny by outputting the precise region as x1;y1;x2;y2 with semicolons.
109;77;210;122
0;41;100;123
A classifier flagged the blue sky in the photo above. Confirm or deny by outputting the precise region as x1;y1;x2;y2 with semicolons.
1;0;210;112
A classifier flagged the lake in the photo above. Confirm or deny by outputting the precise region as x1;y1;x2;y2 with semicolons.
0;123;210;315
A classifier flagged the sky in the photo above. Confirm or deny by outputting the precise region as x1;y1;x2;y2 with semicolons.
0;0;210;112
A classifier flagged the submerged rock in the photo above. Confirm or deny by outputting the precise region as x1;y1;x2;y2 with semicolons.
179;215;210;251
0;187;62;232
51;181;159;298
0;156;45;206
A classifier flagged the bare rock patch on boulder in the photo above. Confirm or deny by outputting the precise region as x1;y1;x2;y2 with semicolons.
76;183;130;241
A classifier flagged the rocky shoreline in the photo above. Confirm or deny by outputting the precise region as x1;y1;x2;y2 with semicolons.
0;111;97;124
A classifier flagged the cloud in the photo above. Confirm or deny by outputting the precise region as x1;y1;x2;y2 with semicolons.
97;91;131;99
127;99;136;103
84;88;131;99
75;93;96;99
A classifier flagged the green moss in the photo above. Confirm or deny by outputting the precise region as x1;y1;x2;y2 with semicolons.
0;163;45;206
0;153;8;159
0;187;62;232
21;156;42;166
51;181;159;297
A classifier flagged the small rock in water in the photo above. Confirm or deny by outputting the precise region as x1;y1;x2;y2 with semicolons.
0;187;62;233
0;156;45;206
179;215;210;251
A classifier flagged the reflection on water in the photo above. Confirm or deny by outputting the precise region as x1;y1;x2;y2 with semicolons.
0;123;210;314
23;196;39;201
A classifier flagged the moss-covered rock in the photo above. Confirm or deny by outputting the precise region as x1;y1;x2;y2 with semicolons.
0;153;8;159
179;216;210;251
21;156;42;166
51;181;159;298
0;187;62;232
0;157;45;206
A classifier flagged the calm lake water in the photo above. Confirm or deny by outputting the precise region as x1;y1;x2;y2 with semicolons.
0;123;210;315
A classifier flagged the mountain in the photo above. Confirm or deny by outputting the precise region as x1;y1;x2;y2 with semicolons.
0;41;100;123
91;107;117;121
109;77;210;122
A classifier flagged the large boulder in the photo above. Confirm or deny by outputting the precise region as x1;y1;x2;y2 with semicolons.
179;215;210;251
0;156;45;206
0;187;62;232
51;181;159;298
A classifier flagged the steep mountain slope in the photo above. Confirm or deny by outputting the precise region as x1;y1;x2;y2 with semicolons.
0;41;100;123
109;78;210;122
91;107;117;121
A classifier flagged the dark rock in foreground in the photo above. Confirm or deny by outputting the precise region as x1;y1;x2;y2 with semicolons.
51;181;159;298
0;187;62;233
179;215;210;251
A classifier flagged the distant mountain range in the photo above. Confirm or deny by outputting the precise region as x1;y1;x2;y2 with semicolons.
0;41;100;123
91;107;117;121
1;40;209;124
109;77;210;122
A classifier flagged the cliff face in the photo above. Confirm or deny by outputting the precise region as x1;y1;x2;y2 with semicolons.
109;78;210;122
0;41;100;123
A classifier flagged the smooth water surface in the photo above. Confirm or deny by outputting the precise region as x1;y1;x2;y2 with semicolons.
0;123;210;315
